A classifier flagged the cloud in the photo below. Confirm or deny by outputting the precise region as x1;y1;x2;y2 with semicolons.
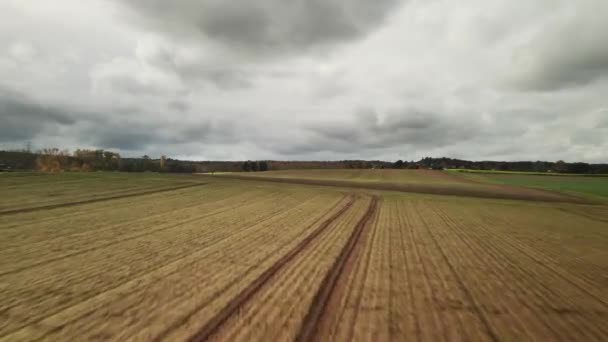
167;100;189;112
116;0;402;57
90;56;186;97
279;107;480;156
84;125;157;151
596;109;608;128
1;0;608;163
72;114;242;152
507;1;608;91
0;88;76;142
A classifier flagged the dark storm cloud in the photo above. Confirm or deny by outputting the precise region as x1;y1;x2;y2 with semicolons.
118;0;402;55
0;89;76;142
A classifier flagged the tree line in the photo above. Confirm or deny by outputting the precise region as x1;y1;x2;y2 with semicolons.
1;150;606;174
408;157;608;174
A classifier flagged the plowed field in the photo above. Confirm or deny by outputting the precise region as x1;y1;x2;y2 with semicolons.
1;171;606;341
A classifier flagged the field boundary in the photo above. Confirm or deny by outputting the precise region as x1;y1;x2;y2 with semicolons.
0;183;207;216
203;174;592;204
296;195;379;341
448;169;608;177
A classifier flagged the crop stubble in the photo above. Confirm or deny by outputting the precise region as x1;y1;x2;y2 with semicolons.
1;172;607;341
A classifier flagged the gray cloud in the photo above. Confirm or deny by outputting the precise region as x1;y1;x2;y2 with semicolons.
1;1;608;163
133;39;253;89
280;108;479;156
85;125;156;151
167;100;189;112
0;89;76;142
508;1;608;91
596;109;608;128
75;115;242;152
118;0;402;56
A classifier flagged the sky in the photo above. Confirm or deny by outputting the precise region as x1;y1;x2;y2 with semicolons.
1;0;607;162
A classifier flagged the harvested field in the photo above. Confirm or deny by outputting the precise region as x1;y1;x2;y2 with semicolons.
213;168;475;184
208;170;591;203
1;171;607;341
0;172;203;214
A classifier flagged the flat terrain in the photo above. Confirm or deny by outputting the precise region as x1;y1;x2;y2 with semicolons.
1;171;607;341
449;170;608;200
213;169;592;203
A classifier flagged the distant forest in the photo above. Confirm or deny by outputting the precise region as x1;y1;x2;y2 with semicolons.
1;150;607;174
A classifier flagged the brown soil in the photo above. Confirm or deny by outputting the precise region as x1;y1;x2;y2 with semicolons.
0;183;207;216
184;195;356;341
296;196;379;341
207;174;591;204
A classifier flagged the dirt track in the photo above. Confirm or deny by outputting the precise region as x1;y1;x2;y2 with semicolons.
2;173;607;341
184;195;356;341
296;196;379;341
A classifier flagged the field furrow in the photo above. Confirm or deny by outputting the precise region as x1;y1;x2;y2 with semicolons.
296;196;379;341
418;200;608;340
309;197;387;341
0;188;278;275
202;196;375;342
0;190;328;335
0;183;207;215
2;171;607;341
439;201;608;302
1;192;347;341
470;205;608;292
388;200;421;339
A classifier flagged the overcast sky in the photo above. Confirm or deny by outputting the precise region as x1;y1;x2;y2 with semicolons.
1;0;607;162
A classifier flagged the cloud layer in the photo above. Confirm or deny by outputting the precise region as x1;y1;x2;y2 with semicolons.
1;0;607;162
118;0;401;56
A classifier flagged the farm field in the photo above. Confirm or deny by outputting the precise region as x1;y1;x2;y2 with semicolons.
449;170;608;200
218;168;479;184
1;171;607;341
0;172;205;214
212;169;592;203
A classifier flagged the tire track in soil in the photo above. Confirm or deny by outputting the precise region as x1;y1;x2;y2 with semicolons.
295;195;379;342
0;190;302;337
341;201;381;341
37;193;340;341
0;183;207;216
153;194;357;342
